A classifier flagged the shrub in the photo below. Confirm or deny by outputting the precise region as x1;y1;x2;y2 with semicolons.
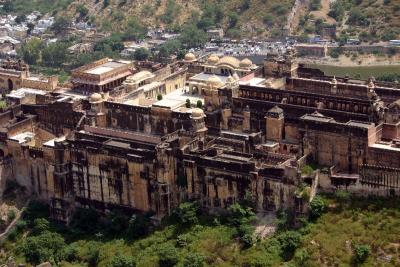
109;254;136;267
277;231;302;260
182;252;204;267
158;244;179;267
134;48;150;61
15;220;27;233
185;99;191;108
61;243;79;262
196;100;202;108
354;244;370;263
157;94;163;101
309;196;327;220
227;203;256;226
21;231;65;265
175;202;199;225
32;218;50;235
86;242;101;267
7;209;16;223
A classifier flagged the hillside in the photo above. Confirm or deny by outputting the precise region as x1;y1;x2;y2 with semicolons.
296;0;400;42
1;194;400;267
2;0;294;38
3;0;400;40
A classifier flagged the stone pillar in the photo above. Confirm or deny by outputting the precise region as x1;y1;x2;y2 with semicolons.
243;106;251;132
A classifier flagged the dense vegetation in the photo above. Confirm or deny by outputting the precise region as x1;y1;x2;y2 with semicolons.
2;193;400;267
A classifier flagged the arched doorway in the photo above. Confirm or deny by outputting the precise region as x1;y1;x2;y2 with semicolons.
7;79;13;91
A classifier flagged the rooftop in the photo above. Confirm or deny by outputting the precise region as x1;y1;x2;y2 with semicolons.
8;132;35;144
85;61;127;75
6;88;47;99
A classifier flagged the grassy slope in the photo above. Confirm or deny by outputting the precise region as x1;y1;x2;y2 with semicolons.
2;196;400;267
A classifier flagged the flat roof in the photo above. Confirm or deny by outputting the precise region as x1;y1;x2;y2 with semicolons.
8;132;35;144
190;73;230;83
84;61;127;75
6;88;47;99
43;136;66;147
152;99;185;109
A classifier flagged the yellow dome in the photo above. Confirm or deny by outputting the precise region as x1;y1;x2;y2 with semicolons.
184;52;196;62
216;56;240;68
207;54;219;64
90;93;102;103
240;58;253;68
207;75;223;87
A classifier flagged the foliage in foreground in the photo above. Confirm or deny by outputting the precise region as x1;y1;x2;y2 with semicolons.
2;195;400;267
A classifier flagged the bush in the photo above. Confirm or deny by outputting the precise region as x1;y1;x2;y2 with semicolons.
309;196;327;220
196;100;203;108
227;203;256;226
277;231;302;260
86;242;101;267
61;243;79;262
158;244;179;267
175;202;199;225
15;220;27;233
7;209;16;223
182;252;204;267
32;218;50;235
354;244;370;263
21;231;65;265
134;48;150;61
109;254;136;267
185;99;191;108
157;94;163;101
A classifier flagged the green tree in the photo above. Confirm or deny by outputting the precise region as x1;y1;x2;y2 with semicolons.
124;18;147;41
109;254;136;267
179;24;207;48
32;218;50;235
21;231;65;265
42;42;69;68
277;231;302;260
158;244;178;267
2;0;14;12
353;244;370;263
51;16;72;35
182;252;204;267
309;195;327;220
227;203;256;226
157;94;163;101
133;48;150;61
175;202;199;225
76;4;89;18
18;38;44;65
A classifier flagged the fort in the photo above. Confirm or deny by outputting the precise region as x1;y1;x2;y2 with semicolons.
1;51;400;223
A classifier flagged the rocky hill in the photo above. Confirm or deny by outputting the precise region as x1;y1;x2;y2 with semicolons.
3;0;400;40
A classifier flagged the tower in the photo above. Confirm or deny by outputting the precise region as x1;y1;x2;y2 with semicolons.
265;106;284;142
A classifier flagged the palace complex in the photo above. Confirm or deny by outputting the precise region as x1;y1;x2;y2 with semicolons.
0;50;399;222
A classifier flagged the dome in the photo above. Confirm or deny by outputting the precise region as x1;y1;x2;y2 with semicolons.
207;75;223;87
240;58;253;68
207;54;219;64
216;56;240;68
191;108;204;118
90;93;102;103
184;52;196;62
